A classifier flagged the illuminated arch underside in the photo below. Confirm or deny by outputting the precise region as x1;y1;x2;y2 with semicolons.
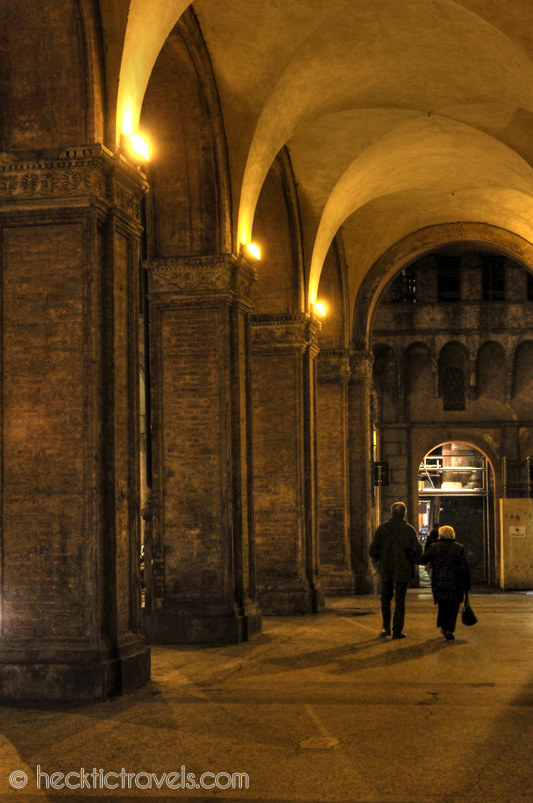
115;0;533;311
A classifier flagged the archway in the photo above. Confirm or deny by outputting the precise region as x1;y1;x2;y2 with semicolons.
418;442;494;586
366;231;533;592
354;222;533;352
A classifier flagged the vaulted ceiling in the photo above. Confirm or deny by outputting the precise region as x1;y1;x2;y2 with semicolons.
102;0;533;308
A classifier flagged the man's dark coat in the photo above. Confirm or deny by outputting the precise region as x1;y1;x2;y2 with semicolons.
369;514;422;583
418;539;471;603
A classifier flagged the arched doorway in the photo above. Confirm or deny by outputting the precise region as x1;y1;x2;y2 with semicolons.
418;442;494;586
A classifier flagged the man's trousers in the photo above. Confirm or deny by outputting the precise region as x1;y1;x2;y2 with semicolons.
380;580;409;635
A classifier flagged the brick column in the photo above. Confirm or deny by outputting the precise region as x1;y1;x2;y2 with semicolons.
317;350;355;594
0;145;150;704
251;313;324;614
143;255;262;644
349;349;375;593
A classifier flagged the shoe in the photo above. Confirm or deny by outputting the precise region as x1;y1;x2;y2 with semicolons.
379;629;391;637
445;632;455;641
392;632;406;640
440;627;447;636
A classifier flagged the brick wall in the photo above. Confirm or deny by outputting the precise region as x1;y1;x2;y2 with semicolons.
158;305;228;601
317;381;351;578
252;350;304;583
2;223;88;639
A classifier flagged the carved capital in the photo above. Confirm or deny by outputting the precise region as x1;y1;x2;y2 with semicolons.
251;313;320;353
317;349;353;382
349;349;374;381
0;145;147;222
146;254;256;304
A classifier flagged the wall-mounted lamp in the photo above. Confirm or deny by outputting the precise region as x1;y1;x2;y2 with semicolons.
122;115;150;162
128;135;150;161
242;243;261;261
314;301;327;317
123;133;150;162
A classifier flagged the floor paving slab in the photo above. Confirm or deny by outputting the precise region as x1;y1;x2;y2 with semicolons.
1;593;533;803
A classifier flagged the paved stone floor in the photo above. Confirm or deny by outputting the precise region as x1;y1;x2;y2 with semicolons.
1;591;533;802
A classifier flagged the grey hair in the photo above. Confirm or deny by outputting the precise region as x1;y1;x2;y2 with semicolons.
391;502;406;517
438;525;455;540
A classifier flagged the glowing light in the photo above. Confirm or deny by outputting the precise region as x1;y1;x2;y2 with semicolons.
245;243;261;260
122;112;133;138
121;111;150;162
129;135;150;161
314;302;327;317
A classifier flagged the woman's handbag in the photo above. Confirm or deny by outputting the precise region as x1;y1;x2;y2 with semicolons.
461;592;477;626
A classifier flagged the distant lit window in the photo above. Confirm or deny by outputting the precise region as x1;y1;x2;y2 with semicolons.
442;367;465;410
437;257;461;302
391;267;416;303
482;257;505;301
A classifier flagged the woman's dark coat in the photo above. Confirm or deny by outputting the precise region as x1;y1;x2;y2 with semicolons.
424;529;439;552
418;539;471;604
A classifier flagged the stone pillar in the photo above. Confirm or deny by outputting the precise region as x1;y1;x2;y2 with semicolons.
0;145;150;704
381;427;411;509
506;350;514;401
251;314;324;614
468;355;477;400
348;349;376;593
431;355;439;398
316;350;355;594
143;254;262;644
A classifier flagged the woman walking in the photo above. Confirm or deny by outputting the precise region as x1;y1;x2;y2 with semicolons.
418;525;471;641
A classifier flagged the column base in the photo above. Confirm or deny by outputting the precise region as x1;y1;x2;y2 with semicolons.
0;644;151;706
312;584;326;612
354;572;374;594
259;583;325;615
143;607;262;645
321;570;356;596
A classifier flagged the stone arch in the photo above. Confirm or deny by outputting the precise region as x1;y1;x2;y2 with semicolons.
477;341;507;401
316;235;350;349
413;435;501;516
411;434;501;583
0;0;105;149
251;148;304;314
237;0;533;251
411;432;501;515
415;438;497;477
140;9;231;257
116;0;192;144
412;433;501;501
358;223;533;351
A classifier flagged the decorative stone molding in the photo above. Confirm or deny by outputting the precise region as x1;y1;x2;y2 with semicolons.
317;349;352;382
349;349;374;381
146;254;256;304
0;145;147;220
251;313;321;352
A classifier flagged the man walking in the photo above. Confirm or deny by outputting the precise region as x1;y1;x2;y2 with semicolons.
369;502;422;639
